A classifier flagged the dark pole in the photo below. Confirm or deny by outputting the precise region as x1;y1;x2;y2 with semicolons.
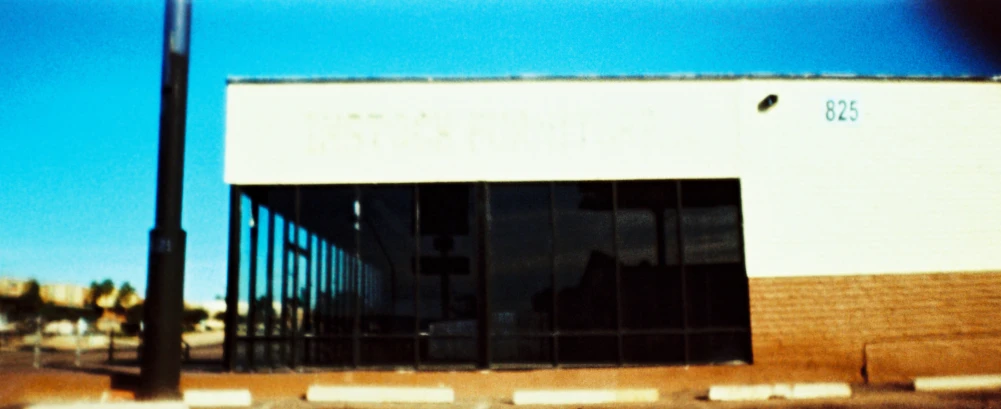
224;186;242;371
476;182;491;369
247;201;259;370
140;0;191;400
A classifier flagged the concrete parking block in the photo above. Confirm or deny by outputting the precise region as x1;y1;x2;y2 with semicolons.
512;389;659;405
707;385;774;401
914;374;1001;392
305;385;455;403
771;383;793;399
183;389;252;407
788;383;852;399
27;402;187;409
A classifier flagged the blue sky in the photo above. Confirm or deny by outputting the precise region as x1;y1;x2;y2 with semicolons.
1;0;999;303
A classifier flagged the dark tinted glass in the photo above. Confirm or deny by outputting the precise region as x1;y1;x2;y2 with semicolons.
685;264;750;328
623;335;685;364
359;186;415;335
489;183;553;334
300;186;358;336
558;336;618;364
360;338;414;367
617;181;684;329
688;332;751;365
492;336;552;364
553;182;616;331
420;337;477;365
313;338;353;367
417;183;478;365
240;179;752;370
616;181;680;265
680;180;743;264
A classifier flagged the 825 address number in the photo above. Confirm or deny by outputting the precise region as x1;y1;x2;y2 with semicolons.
826;99;859;122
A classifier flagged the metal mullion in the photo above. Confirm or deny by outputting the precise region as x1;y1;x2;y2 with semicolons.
477;182;490;369
557;363;619;369
333;247;340;334
416;334;477;339
290;250;299;367
489;332;555;338
358;333;422;339
611;182;623;365
548;182;558;367
339;247;347;335
280;218;290;367
325;240;333;339
675;180;691;364
413;184;421;369
264;206;276;369
352;185;362;368
550;328;749;337
290;223;300;368
735;180;753;363
550;329;633;336
314;238;323;359
320;240;331;365
303;233;313;364
247;200;259;371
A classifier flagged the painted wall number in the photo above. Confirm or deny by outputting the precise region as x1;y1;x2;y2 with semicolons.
826;99;859;122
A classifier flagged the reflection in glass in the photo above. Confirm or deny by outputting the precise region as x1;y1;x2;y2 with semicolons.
417;183;477;365
617;181;683;330
359;185;415;335
489;183;552;333
623;335;685;364
492;336;552;364
559;336;617;364
237;179;752;369
688;332;750;364
553;182;616;331
685;264;749;329
680;180;743;264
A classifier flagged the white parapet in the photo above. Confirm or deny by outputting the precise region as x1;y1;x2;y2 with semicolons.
708;385;774;401
914;374;1001;392
306;386;455;403
28;402;187;409
182;390;253;407
512;389;659;405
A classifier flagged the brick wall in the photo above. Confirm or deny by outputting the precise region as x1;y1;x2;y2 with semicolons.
748;271;1001;378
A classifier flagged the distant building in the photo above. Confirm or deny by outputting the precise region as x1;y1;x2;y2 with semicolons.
96;288;141;310
0;278;30;298
96;309;126;333
0;277;143;311
40;283;89;308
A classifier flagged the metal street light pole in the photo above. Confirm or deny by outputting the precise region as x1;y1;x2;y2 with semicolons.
140;0;191;400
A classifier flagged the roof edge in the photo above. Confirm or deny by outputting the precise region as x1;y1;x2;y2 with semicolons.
226;73;1001;85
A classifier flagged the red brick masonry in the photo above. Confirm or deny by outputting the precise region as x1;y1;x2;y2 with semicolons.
749;271;1001;381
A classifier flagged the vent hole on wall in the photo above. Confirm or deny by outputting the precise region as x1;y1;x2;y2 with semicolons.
757;94;778;112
